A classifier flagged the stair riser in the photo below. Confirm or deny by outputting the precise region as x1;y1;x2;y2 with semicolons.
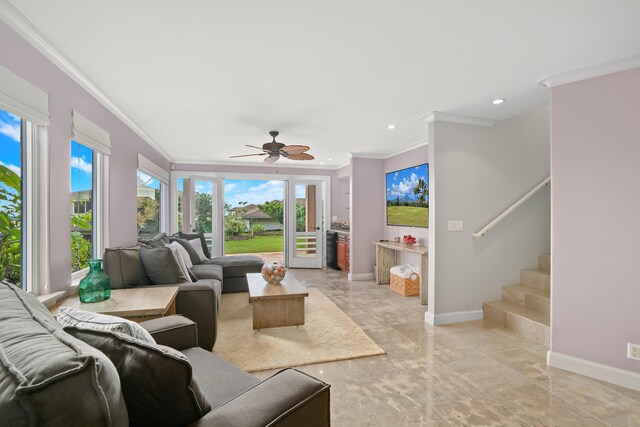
521;270;550;290
483;302;549;345
483;302;508;326
502;288;524;306
538;254;551;272
507;313;550;346
524;294;550;317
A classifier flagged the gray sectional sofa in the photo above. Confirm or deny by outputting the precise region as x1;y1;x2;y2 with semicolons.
0;281;331;426
103;233;264;350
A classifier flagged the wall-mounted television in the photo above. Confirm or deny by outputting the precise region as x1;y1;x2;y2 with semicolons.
385;163;428;228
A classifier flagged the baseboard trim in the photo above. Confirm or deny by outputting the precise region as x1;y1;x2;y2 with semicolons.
424;309;484;325
348;273;375;281
548;350;640;392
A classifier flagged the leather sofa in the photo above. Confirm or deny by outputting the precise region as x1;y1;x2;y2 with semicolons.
0;282;331;426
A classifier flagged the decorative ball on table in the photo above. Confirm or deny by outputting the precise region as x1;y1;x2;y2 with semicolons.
261;262;287;285
78;259;111;303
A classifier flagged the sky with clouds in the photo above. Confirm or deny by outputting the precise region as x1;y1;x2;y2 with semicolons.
385;164;428;202
0;110;21;180
178;178;307;208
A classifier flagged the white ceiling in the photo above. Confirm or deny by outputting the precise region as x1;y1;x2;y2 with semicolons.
6;0;640;167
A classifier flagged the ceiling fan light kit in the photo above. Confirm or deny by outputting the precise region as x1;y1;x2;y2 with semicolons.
230;131;315;163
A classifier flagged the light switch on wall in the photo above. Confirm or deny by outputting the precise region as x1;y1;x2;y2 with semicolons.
332;216;338;221
448;220;463;231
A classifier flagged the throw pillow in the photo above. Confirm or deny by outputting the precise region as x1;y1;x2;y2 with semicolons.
178;231;211;259
65;327;211;427
169;237;202;266
166;244;193;283
167;241;193;268
57;306;155;344
140;246;189;285
188;238;208;262
138;232;170;248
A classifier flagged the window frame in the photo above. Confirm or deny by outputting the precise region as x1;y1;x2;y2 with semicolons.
136;168;168;237
70;142;108;284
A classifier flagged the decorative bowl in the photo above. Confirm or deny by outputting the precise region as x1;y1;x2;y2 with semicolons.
261;262;287;285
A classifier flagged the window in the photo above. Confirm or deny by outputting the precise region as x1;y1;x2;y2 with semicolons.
70;111;111;281
137;170;162;237
0;109;25;285
0;108;44;293
1;64;49;294
70;140;95;273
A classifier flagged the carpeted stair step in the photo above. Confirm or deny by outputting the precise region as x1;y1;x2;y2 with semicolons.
520;268;550;290
538;254;550;272
482;300;549;345
501;284;550;316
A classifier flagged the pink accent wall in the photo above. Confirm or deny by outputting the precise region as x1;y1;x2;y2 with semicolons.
383;146;429;246
0;21;170;293
350;157;385;275
551;67;640;373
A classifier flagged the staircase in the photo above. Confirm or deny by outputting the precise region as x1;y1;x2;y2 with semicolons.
482;254;550;345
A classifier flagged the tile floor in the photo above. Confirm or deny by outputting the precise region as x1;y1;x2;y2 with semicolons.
252;268;640;426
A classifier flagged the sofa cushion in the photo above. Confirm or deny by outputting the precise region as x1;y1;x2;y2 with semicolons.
57;306;155;343
140;246;189;285
180;347;259;409
204;255;264;278
104;246;150;289
138;232;170;248
179;231;211;259
169;237;202;266
166;245;193;283
188;238;209;262
66;327;211;427
189;264;224;282
167;240;194;268
0;282;128;427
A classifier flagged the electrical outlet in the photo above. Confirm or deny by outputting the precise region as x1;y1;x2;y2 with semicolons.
628;343;640;361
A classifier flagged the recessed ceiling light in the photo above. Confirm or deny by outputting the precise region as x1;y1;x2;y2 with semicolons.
328;158;332;161
387;124;396;130
320;162;324;165
492;98;505;105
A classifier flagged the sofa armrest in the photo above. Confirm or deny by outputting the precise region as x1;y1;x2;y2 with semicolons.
140;315;198;350
192;369;330;427
151;281;220;351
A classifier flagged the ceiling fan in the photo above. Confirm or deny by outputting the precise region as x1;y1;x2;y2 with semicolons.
230;131;314;164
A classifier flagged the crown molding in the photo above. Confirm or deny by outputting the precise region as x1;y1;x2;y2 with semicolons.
0;0;173;161
539;55;640;88
348;152;386;160
172;158;338;170
381;139;428;158
421;111;497;127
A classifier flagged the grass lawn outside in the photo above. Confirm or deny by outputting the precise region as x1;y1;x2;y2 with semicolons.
387;206;428;228
225;234;284;254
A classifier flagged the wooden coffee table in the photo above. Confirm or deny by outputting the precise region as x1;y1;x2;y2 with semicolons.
247;273;309;329
49;286;179;323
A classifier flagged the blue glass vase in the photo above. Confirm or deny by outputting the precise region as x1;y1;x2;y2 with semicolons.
78;259;111;303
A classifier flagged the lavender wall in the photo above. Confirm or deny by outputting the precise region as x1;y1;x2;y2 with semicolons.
0;21;170;293
350;157;385;275
550;68;640;373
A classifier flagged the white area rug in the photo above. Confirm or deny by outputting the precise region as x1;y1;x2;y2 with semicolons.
213;288;385;372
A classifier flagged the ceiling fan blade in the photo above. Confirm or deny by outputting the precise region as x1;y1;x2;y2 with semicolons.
281;145;310;154
287;153;314;161
229;153;267;158
264;156;279;164
246;144;266;150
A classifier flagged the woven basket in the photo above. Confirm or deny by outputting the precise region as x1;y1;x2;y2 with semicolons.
390;272;419;296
